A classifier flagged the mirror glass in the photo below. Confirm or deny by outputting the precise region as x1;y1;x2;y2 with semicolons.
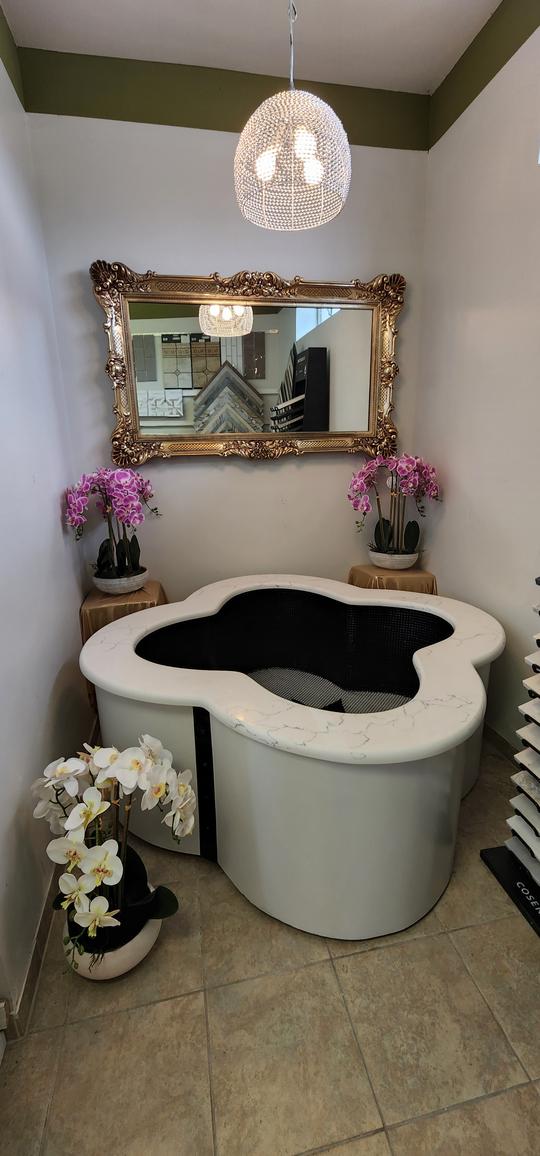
128;301;373;437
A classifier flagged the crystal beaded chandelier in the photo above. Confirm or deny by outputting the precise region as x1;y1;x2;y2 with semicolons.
198;303;254;337
234;1;351;231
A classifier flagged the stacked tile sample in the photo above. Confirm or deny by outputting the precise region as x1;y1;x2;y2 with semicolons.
480;580;540;933
510;591;540;885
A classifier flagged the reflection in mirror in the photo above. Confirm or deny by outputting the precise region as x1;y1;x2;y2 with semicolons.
128;302;373;437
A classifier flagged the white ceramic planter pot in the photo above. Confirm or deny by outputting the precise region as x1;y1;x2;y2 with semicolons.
92;567;149;595
64;916;161;980
368;550;419;570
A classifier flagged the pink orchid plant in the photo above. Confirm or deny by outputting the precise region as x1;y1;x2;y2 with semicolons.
66;467;159;579
348;453;440;555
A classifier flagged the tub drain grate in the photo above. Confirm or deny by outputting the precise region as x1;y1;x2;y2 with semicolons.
249;667;410;714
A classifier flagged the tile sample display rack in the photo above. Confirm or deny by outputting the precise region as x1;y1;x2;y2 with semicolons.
481;577;540;935
270;347;329;433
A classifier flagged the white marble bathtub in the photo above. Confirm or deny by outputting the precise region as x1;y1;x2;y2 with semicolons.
80;575;505;939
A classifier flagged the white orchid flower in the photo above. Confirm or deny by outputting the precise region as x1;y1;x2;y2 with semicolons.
49;810;68;835
74;895;121;937
139;734;173;766
80;839;123;888
140;762;177;811
35;756;88;798
46;827;86;869
82;742;101;758
33;795;68;833
111;747;152;793
163;773;196;837
64;786;109;831
58;872;94;912
92;746;120;770
92;746;121;788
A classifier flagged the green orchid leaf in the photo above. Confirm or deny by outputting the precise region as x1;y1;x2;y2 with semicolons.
148;885;179;920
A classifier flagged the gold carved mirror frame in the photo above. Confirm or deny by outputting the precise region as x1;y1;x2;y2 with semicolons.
90;261;406;464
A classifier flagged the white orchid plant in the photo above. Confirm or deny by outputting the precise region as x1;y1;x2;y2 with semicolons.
32;735;196;970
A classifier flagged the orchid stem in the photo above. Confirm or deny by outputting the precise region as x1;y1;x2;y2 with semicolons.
120;796;133;908
374;486;385;545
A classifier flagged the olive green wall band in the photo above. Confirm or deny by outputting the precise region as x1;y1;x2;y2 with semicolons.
18;48;429;150
429;0;540;146
1;1;539;149
0;5;23;104
129;303;282;319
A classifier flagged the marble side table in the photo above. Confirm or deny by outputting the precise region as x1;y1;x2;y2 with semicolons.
348;563;438;595
80;579;168;707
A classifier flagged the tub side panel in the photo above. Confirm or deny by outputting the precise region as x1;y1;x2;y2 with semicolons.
211;719;463;939
462;662;491;797
96;689;200;855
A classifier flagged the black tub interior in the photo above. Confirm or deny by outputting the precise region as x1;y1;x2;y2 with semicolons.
135;589;454;714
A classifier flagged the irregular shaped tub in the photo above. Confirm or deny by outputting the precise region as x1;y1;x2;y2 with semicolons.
80;575;505;939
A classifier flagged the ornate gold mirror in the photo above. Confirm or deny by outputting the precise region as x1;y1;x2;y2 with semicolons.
90;262;405;464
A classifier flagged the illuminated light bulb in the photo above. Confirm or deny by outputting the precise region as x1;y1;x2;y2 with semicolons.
294;127;317;159
304;156;324;186
255;147;277;183
232;305;245;317
198;304;254;337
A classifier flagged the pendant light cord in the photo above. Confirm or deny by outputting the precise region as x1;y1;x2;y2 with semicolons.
289;1;297;89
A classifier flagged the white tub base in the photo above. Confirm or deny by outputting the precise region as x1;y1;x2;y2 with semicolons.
211;720;463;939
83;576;505;940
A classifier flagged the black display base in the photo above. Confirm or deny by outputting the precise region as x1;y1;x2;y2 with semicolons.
481;846;540;937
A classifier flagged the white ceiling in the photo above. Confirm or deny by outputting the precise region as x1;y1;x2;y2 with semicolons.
4;0;501;94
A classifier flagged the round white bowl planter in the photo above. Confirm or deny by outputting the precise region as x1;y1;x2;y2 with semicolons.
64;915;162;980
92;568;149;596
368;550;419;570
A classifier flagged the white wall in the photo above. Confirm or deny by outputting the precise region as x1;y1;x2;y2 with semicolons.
0;65;92;1007
296;308;372;429
415;31;540;746
28;116;426;598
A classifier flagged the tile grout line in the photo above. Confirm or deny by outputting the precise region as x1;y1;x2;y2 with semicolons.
203;987;219;1156
24;911;525;1038
328;954;386;1134
383;1077;534;1135
436;911;520;935
448;928;533;1081
325;910;517;965
38;1022;67;1156
291;1124;387;1155
22;912;62;1040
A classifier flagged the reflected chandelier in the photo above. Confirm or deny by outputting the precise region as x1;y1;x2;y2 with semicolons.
199;303;253;337
234;1;351;231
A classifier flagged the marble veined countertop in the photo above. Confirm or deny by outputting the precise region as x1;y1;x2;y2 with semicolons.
80;574;505;765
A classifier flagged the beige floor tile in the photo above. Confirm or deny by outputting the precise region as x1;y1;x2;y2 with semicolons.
0;1030;62;1156
335;935;525;1125
434;836;514;930
201;866;329;987
207;961;381;1156
390;1083;540;1155
316;1133;391;1155
66;880;202;1022
452;916;540;1078
327;908;442;959
43;992;213;1155
128;834;213;887
458;763;511;846
29;961;71;1032
43;909;70;964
